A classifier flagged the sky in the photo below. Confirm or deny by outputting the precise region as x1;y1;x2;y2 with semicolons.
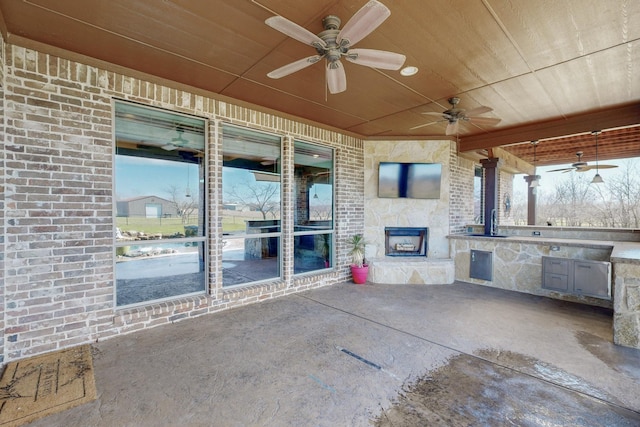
511;156;640;204
115;156;201;201
116;155;333;203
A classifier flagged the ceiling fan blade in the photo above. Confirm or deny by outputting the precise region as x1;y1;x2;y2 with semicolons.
445;121;459;136
421;111;444;116
547;167;574;172
265;16;327;48
345;48;406;70
576;165;596;172
596;164;619;169
410;120;441;130
267;55;322;79
336;0;390;47
468;116;501;126
464;105;492;116
326;60;347;94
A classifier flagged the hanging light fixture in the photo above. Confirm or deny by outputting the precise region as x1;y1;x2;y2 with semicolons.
591;130;604;184
185;165;192;197
529;140;540;188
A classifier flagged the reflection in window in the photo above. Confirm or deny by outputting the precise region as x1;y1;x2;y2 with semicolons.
116;242;205;306
222;125;282;287
293;141;334;274
474;165;483;224
114;101;206;306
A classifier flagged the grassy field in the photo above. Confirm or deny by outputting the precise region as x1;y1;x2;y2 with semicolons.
116;217;197;235
116;211;271;235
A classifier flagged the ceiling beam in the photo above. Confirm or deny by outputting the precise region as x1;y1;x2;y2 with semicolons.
491;147;535;175
459;103;640;152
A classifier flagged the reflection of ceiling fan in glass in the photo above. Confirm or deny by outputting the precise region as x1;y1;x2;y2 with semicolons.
162;126;189;151
162;126;204;157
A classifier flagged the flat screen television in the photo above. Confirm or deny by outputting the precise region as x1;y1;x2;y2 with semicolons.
378;162;441;199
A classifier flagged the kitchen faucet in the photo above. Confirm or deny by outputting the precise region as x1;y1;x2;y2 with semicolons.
490;208;498;236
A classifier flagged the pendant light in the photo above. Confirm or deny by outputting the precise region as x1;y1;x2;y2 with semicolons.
591;130;604;184
185;165;192;197
529;140;540;188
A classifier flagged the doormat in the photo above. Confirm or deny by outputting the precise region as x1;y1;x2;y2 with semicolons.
0;345;96;427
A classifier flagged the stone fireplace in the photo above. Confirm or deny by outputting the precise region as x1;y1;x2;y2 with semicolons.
385;227;428;257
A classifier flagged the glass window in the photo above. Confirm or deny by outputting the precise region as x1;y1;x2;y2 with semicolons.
114;101;207;306
293;141;334;274
474;165;483;223
222;125;282;287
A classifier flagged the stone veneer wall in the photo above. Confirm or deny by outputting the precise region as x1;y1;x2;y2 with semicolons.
450;237;614;308
613;262;640;348
2;44;364;364
498;170;515;225
363;140;452;259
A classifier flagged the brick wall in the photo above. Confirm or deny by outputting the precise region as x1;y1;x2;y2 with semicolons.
448;142;476;234
0;37;6;364
2;43;363;363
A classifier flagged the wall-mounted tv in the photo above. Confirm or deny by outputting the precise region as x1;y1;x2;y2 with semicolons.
378;162;441;199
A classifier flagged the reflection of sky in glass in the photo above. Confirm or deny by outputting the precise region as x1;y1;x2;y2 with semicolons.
379;163;441;199
116;156;200;201
222;167;281;203
407;163;441;199
378;163;401;197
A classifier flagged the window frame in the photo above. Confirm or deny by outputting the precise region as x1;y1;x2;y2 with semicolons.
221;123;284;288
292;139;335;275
112;100;208;308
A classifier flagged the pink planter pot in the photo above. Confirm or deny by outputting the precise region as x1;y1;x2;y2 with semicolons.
350;265;369;284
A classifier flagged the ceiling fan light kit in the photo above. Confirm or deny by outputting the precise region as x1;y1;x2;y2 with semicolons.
591;130;604;184
265;0;406;94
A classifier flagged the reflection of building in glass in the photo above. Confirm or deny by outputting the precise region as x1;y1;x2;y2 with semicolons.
116;195;178;218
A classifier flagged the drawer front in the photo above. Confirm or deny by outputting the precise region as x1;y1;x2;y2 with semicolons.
573;261;611;298
543;257;569;275
543;273;569;292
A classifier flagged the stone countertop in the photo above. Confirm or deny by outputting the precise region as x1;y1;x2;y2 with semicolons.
448;234;640;265
610;242;640;265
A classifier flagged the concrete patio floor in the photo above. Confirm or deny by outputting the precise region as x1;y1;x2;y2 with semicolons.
27;281;640;426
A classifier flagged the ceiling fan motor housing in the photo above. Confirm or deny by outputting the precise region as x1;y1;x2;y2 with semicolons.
318;16;349;61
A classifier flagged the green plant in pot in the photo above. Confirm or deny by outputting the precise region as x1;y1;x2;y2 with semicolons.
348;234;368;284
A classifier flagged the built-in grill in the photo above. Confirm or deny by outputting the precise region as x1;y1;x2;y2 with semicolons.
384;227;428;257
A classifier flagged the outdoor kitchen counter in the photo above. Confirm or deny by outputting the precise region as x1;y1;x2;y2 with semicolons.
448;233;640;349
448;234;640;264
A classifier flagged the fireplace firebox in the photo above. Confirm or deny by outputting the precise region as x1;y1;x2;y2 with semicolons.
384;227;428;257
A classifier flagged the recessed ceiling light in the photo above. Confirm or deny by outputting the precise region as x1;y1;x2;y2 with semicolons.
400;66;418;76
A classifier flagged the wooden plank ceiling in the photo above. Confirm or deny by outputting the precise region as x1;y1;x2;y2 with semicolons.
0;0;638;171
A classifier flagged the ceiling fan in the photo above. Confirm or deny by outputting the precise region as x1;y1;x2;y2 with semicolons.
411;97;502;135
547;152;618;173
548;130;618;174
265;0;406;94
